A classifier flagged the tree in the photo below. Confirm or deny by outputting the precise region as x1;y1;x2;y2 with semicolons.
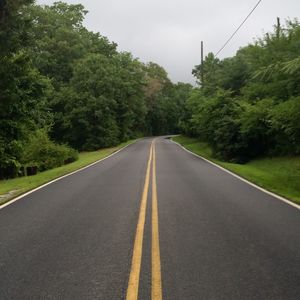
0;0;52;178
58;53;146;150
0;0;33;54
26;2;117;86
192;53;221;96
186;18;300;162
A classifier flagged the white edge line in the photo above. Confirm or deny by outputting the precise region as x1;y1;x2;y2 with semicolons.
0;140;138;210
170;139;300;211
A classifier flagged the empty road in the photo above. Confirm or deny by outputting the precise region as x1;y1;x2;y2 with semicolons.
1;137;300;299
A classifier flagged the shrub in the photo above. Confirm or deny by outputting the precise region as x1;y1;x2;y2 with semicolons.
239;99;274;158
270;97;300;154
21;129;78;172
190;90;248;162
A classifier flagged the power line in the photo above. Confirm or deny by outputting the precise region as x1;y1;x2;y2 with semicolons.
215;0;263;57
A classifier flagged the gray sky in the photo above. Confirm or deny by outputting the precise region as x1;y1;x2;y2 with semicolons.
37;0;300;84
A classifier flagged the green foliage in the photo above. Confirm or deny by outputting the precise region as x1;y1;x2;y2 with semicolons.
269;97;300;154
2;1;299;178
26;2;117;85
0;0;195;179
186;18;300;162
192;53;221;95
0;0;34;54
56;52;147;150
239;99;274;158
143;63;191;135
65;53;120;150
24;1;120;150
188;90;247;162
21;129;78;171
0;27;51;178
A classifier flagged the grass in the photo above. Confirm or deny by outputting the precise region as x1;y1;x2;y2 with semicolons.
0;140;136;206
172;135;300;205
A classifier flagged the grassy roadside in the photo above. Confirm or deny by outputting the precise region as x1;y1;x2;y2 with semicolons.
172;136;300;205
0;139;136;206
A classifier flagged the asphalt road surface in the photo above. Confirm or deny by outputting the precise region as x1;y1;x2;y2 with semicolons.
1;137;300;300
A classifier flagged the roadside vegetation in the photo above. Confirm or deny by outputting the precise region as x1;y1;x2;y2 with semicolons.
0;140;134;205
181;19;300;163
1;1;299;205
0;1;192;181
175;18;300;204
173;136;300;204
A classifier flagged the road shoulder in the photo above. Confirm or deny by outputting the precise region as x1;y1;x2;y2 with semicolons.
171;136;300;210
0;139;138;208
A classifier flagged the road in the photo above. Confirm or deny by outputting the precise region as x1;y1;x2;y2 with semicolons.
1;137;300;299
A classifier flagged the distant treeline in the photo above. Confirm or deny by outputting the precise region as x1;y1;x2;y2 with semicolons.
0;1;192;178
182;18;300;162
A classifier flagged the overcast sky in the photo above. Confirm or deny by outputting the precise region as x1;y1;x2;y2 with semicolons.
37;0;300;84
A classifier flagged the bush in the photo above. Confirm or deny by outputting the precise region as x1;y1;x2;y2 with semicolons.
21;129;78;172
190;90;248;162
0;139;23;179
270;97;300;154
239;99;274;158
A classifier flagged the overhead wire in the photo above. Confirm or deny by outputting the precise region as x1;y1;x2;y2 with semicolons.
215;0;263;57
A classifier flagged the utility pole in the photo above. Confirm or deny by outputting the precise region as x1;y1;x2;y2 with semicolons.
276;17;281;39
201;41;204;87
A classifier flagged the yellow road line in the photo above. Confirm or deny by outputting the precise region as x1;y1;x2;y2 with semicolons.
126;142;153;300
151;142;163;300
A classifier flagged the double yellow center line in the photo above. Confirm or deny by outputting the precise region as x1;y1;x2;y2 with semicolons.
126;140;162;300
